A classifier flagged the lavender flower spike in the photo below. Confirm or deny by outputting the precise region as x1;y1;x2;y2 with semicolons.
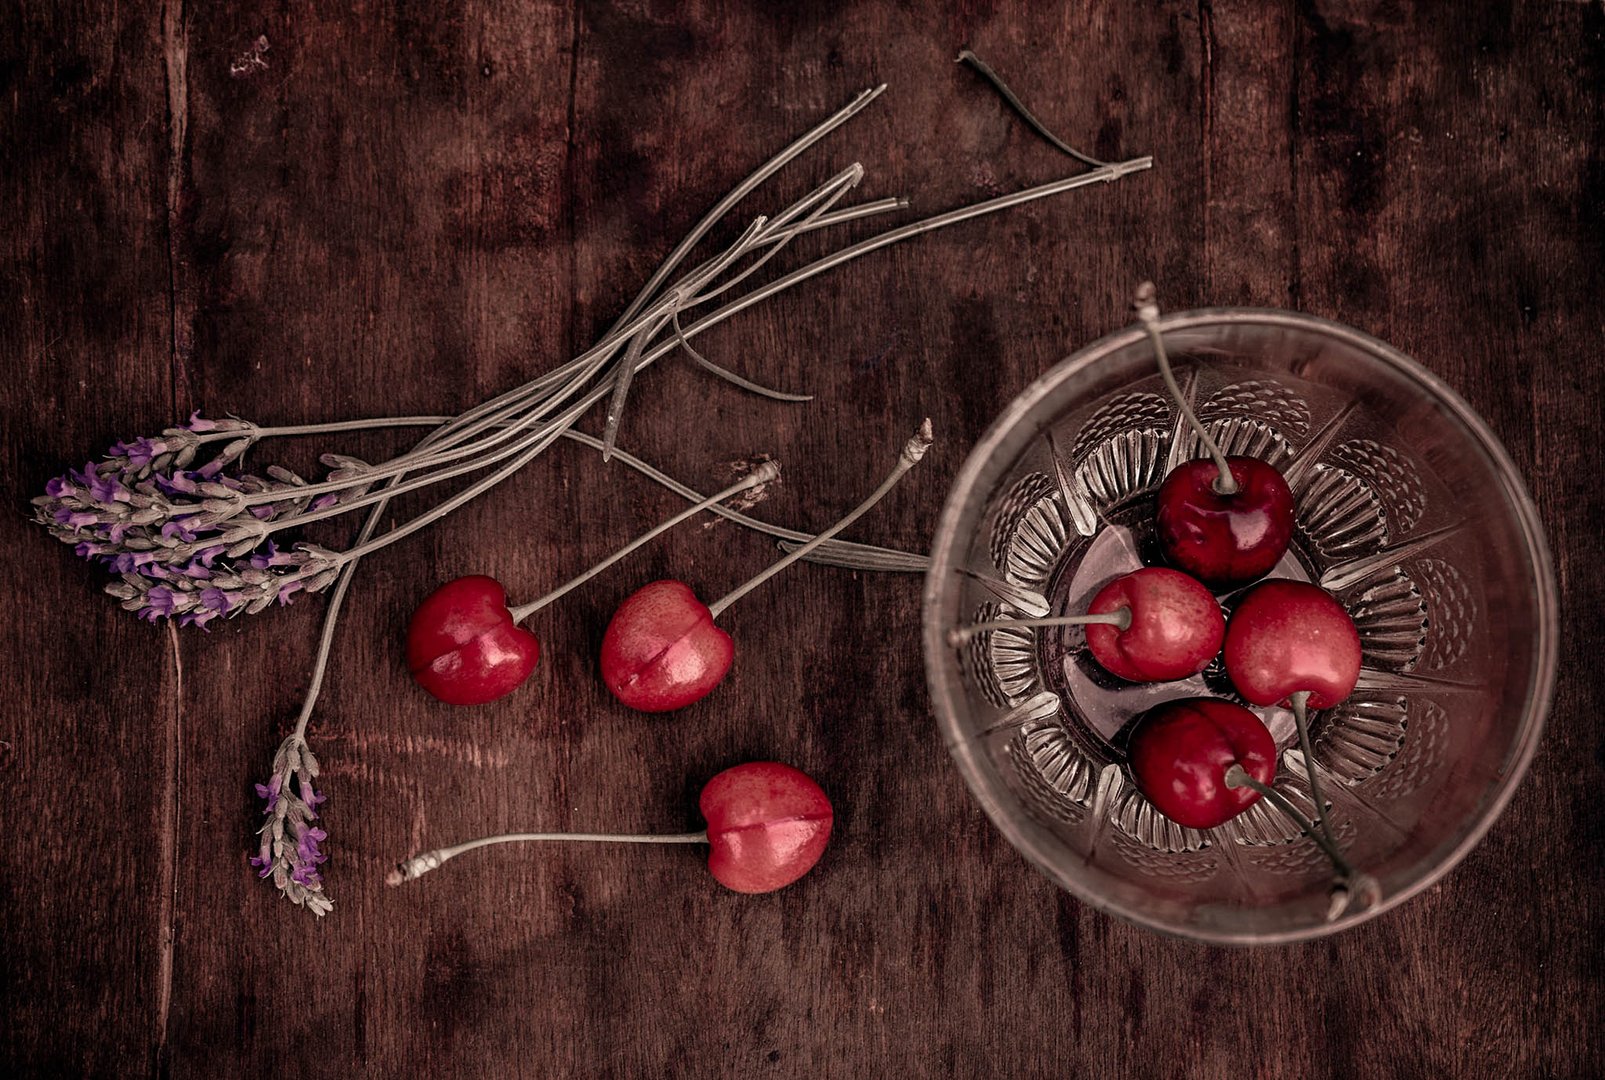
252;733;333;916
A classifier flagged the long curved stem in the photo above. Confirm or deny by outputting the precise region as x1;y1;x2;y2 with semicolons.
1223;764;1354;879
956;50;1110;169
387;830;709;886
945;609;1131;648
1133;281;1237;495
1289;690;1335;844
509;461;780;621
707;419;933;620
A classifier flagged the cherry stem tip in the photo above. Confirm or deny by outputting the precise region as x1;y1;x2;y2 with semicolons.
708;420;931;620
945;607;1131;648
1133;281;1238;496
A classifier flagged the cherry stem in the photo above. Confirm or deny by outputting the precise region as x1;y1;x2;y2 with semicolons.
1132;281;1238;496
1289;690;1336;845
706;418;934;620
386;830;709;886
1223;764;1354;881
945;608;1131;648
509;461;781;622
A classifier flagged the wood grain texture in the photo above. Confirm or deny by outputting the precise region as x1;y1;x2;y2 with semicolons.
1;1;1601;1077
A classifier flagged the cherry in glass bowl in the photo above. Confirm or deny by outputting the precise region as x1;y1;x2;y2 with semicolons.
923;308;1557;944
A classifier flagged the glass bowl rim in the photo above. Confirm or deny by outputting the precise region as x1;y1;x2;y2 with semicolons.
921;306;1560;946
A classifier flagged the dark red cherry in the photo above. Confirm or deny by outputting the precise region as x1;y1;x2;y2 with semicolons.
700;761;834;893
1156;456;1295;588
1084;567;1224;682
1126;698;1277;829
600;580;734;712
406;575;539;706
1223;579;1361;708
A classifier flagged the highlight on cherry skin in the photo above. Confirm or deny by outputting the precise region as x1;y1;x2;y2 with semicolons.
386;761;833;895
1134;281;1296;589
405;462;780;706
601;419;933;713
945;566;1224;684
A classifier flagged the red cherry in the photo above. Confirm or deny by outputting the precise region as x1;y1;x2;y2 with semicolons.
699;761;834;893
600;580;734;712
406;576;539;706
1156;456;1295;588
1084;567;1224;682
1127;698;1277;829
1223;580;1361;708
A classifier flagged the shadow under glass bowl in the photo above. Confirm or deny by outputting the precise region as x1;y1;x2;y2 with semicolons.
922;308;1558;945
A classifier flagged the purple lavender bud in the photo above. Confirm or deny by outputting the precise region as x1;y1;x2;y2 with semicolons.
180;608;219;629
199;586;235;614
250;853;274;878
186;412;218;433
44;476;75;498
125;437;167;467
196;457;224;480
276;579;304;606
297;827;329;865
55;508;98;530
156;471;201;496
89;472;127;504
75;541;112;558
255;774;283;812
196;545;226;567
309;492;340;512
145;586;179;616
179;561;213;580
248;505;275;521
160;519;199;543
105;521;132;543
289;864;322;888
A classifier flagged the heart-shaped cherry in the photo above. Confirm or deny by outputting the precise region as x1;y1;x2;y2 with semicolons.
602;420;932;712
386;760;832;895
946;566;1223;683
407;575;540;705
406;463;777;705
1222;579;1361;710
600;579;733;712
1134;282;1296;588
1126;697;1276;829
699;761;834;893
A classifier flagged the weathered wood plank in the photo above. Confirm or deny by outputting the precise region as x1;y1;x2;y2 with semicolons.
0;3;179;1077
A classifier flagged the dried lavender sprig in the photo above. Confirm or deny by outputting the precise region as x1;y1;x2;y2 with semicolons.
250;734;332;916
35;171;870;575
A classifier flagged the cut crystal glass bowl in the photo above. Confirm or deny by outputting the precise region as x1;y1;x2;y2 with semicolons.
923;309;1557;944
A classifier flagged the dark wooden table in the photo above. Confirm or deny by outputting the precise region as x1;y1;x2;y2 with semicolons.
3;2;1601;1077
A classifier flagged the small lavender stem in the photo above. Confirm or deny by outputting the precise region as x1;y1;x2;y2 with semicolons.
387;830;709;885
707;419;932;620
508;461;780;621
1133;281;1237;496
945;609;1131;648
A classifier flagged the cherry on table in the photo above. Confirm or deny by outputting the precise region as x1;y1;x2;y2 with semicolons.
1126;697;1277;829
386;761;833;895
1134;282;1296;589
601;420;932;713
946;566;1224;684
405;463;777;706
